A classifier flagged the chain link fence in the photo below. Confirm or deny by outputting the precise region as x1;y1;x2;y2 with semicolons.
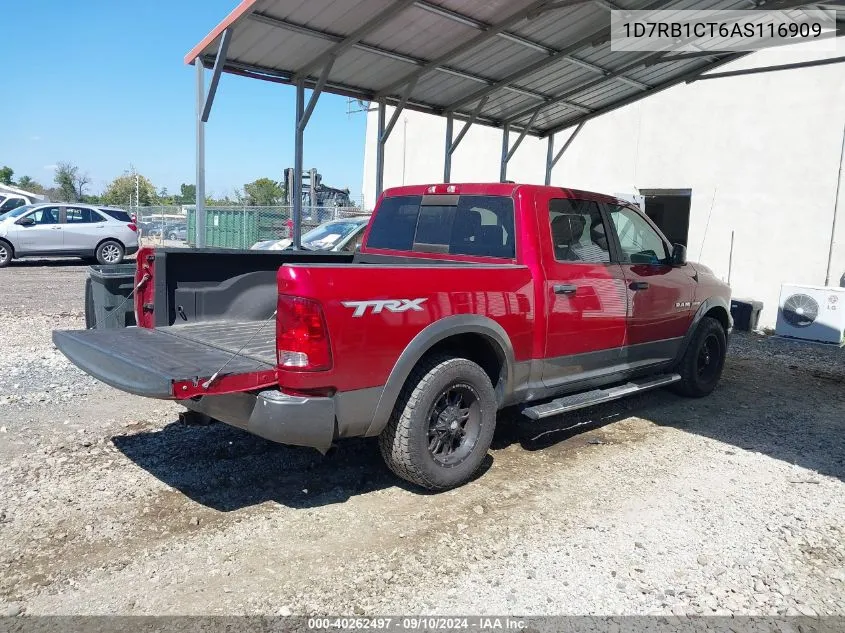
120;205;371;249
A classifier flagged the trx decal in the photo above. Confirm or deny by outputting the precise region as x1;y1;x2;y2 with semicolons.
342;298;428;317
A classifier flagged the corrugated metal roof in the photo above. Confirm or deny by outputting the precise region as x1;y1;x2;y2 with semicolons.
186;0;843;137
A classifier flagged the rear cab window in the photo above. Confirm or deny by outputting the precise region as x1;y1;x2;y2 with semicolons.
366;195;515;259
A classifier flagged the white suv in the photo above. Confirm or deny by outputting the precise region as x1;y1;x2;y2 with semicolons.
0;203;139;267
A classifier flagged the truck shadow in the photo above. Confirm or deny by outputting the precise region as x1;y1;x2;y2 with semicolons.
491;356;845;484
113;335;843;510
113;424;395;510
112;422;493;511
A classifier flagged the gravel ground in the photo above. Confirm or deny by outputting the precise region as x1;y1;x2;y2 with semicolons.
0;259;843;618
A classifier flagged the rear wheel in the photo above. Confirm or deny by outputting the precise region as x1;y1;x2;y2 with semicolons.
0;240;11;268
96;240;124;265
379;355;497;491
672;316;727;397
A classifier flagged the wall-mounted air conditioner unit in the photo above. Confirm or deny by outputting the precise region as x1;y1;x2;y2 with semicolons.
775;284;845;346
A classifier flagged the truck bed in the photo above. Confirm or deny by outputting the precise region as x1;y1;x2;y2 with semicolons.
53;320;276;398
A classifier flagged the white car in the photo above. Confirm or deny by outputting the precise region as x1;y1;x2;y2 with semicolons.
0;203;139;267
0;192;46;214
251;216;369;252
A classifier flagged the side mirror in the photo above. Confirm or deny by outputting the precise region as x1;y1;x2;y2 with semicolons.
16;217;35;227
671;243;687;267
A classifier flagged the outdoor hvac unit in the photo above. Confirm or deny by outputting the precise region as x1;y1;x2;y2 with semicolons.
775;283;845;346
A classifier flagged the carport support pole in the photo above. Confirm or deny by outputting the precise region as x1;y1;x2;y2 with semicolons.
444;97;488;183
293;81;305;250
292;61;334;248
375;84;414;198
499;124;510;182
544;121;585;186
195;58;206;248
444;114;454;183
376;100;386;200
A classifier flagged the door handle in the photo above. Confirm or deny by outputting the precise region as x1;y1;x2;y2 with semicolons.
51;226;62;230
629;281;649;291
554;284;577;295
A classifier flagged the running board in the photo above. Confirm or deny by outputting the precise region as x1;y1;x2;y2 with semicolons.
522;373;681;420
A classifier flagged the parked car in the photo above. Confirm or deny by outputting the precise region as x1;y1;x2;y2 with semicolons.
53;183;731;490
0;203;138;267
0;190;47;214
137;221;157;236
166;224;187;241
251;216;368;252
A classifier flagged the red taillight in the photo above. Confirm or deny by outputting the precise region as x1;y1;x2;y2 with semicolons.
127;223;137;232
276;295;332;371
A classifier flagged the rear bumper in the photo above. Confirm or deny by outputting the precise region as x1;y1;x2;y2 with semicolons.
126;244;139;256
184;390;337;452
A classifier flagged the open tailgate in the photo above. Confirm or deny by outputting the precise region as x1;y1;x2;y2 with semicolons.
53;321;278;398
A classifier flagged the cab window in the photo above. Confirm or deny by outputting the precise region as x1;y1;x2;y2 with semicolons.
606;204;669;264
549;199;611;264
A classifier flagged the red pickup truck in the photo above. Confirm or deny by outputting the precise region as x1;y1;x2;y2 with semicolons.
54;183;731;490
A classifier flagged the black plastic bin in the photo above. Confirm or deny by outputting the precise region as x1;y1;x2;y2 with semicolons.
730;298;763;332
84;264;138;329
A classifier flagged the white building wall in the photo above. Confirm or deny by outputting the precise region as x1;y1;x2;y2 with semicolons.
363;43;845;328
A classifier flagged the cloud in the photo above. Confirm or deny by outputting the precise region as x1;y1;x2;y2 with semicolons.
43;164;58;171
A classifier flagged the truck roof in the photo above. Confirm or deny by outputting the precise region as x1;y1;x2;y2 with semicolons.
381;183;625;205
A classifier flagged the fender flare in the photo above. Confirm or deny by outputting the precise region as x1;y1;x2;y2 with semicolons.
365;315;516;436
673;296;732;366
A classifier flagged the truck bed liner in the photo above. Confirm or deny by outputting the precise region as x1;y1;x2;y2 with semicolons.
52;321;276;398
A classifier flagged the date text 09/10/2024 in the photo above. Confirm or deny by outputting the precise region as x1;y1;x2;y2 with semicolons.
306;617;527;630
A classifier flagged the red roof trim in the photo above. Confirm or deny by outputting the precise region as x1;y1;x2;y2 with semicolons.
184;0;260;65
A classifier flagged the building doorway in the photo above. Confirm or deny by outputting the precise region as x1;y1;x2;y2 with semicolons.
638;189;691;247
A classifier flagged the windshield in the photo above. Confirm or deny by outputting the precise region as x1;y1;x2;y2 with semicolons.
0;204;36;221
301;221;363;249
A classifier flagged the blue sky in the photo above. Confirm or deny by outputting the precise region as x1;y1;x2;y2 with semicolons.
0;0;368;201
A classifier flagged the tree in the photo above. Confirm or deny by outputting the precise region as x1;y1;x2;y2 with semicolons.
243;178;283;206
175;183;196;205
101;170;157;206
54;162;90;202
15;176;44;194
0;166;13;186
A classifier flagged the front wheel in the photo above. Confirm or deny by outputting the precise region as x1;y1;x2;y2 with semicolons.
379;356;498;491
672;316;727;397
0;240;12;268
96;240;124;265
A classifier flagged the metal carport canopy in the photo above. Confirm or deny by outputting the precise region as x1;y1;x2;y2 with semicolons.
185;0;843;248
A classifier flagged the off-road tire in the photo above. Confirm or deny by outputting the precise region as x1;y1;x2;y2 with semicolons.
672;316;727;397
95;240;124;265
378;355;498;491
0;240;12;268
